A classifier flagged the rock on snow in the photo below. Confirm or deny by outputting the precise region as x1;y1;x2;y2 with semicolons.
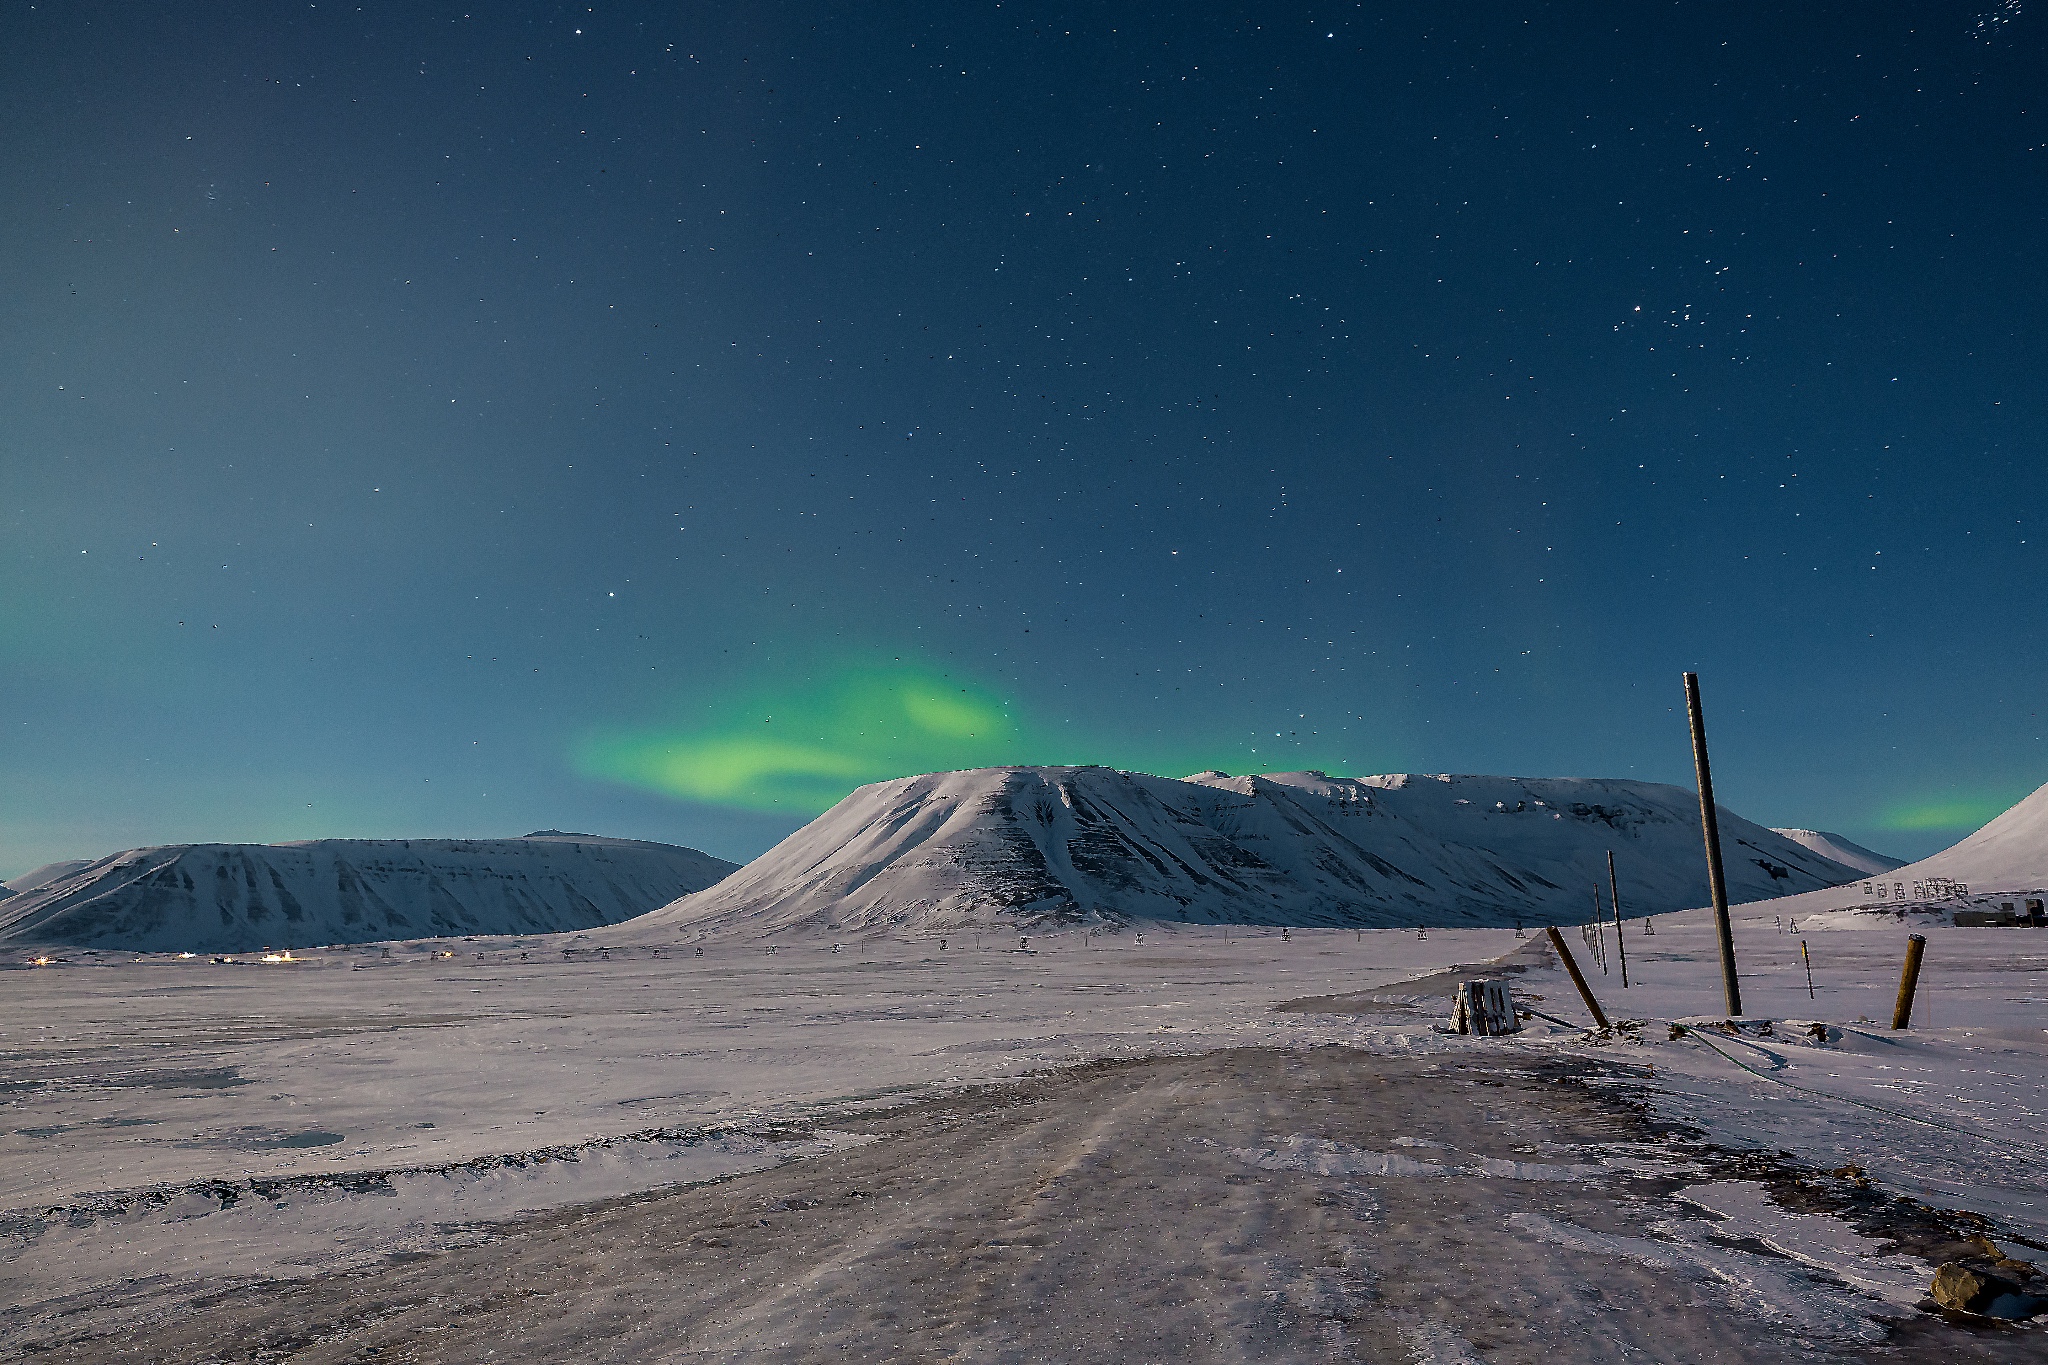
0;833;738;953
625;766;1862;938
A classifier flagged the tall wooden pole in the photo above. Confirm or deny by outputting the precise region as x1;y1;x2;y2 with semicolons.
1683;672;1743;1017
1608;850;1629;988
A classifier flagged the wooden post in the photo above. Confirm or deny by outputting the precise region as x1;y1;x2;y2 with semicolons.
1544;926;1611;1030
1607;850;1629;988
1891;934;1927;1030
1610;872;1629;989
1800;939;1814;1000
1684;672;1744;1017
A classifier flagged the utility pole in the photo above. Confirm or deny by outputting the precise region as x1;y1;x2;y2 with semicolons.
1683;672;1743;1018
1608;851;1629;988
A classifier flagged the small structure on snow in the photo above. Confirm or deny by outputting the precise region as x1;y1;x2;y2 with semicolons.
1449;979;1520;1036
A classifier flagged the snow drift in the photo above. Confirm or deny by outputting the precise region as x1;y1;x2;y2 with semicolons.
1768;829;1906;876
623;766;1861;939
0;833;738;953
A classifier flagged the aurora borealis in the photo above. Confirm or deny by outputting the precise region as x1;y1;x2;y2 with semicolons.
574;662;1351;816
576;666;1033;815
3;2;2044;875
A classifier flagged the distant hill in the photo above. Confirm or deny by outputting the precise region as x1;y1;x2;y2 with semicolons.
619;766;1861;939
1;860;94;898
0;833;738;953
1769;828;1907;876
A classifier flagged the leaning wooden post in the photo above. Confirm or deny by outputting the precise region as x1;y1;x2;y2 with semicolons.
1544;926;1611;1030
1891;934;1927;1030
1683;672;1743;1017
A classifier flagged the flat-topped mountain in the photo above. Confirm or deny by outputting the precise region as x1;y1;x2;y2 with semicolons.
0;832;738;953
622;766;1860;939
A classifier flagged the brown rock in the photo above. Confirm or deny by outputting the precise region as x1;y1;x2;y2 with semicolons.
1935;1262;2010;1313
1931;1258;2044;1318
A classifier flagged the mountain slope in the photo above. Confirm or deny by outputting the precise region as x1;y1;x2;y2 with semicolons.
1768;828;1907;876
1883;779;2048;891
622;766;1859;939
1;860;93;898
0;833;738;953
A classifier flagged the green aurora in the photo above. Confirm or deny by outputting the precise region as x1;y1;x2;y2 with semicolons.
574;663;1355;815
1876;791;2025;834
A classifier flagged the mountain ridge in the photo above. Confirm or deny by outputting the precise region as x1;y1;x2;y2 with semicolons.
0;834;738;953
620;765;1861;939
1768;828;1907;876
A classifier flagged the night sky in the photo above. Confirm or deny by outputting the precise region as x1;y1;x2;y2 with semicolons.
5;1;2044;877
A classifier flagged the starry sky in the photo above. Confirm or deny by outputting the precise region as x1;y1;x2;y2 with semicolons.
4;1;2045;878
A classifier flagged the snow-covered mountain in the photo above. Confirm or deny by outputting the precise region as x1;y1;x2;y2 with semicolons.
1885;779;2048;891
0;833;738;953
621;766;1861;939
0;860;93;898
1768;828;1906;876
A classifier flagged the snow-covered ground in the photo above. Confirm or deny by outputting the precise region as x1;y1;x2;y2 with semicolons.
5;902;2044;1352
1500;895;2048;1245
0;927;1507;1348
0;929;1492;1211
5;777;2044;1354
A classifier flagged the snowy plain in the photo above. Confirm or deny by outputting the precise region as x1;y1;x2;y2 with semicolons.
6;776;2046;1357
5;900;2045;1356
0;928;1500;1350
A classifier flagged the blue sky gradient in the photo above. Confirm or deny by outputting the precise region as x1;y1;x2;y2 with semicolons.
4;2;2043;876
